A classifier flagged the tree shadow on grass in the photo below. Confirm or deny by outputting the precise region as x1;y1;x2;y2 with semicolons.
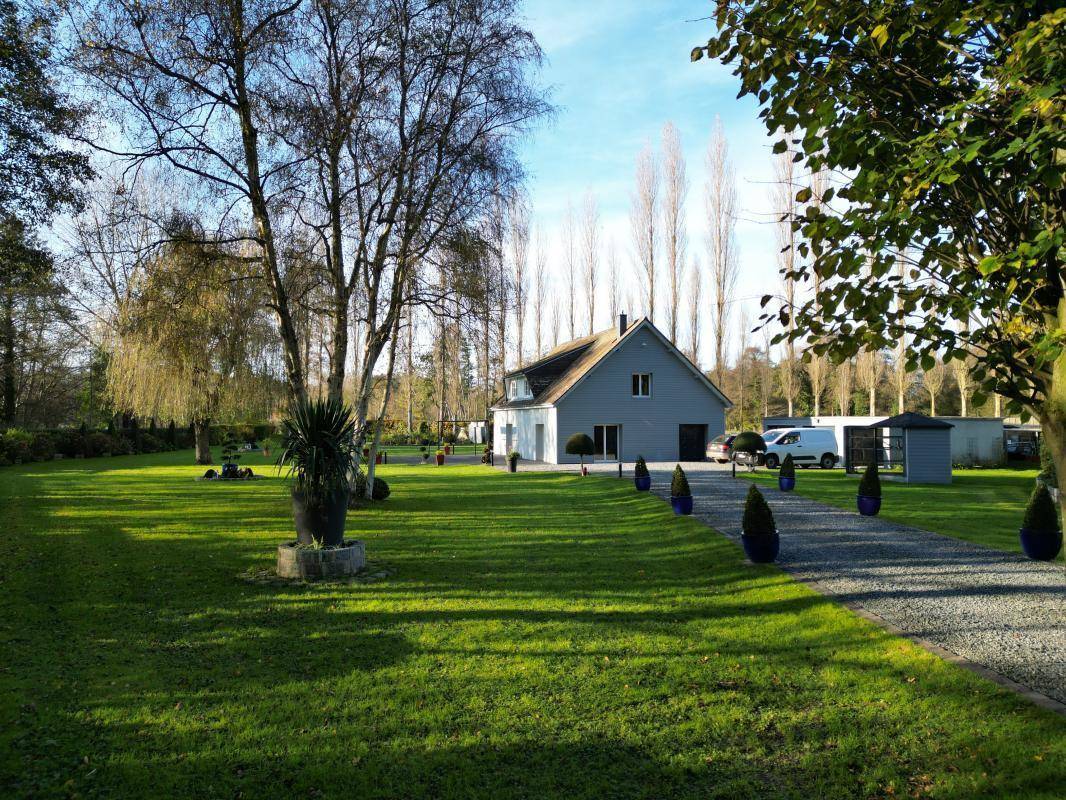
3;458;1065;799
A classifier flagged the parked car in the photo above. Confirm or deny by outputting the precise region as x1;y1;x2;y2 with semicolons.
706;433;737;463
762;428;839;470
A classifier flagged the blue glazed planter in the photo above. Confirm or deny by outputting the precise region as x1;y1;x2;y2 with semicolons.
671;495;693;515
857;494;881;516
634;475;651;491
742;532;779;563
1019;527;1062;561
778;476;795;492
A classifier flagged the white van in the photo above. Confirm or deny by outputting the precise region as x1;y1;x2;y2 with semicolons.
761;428;839;469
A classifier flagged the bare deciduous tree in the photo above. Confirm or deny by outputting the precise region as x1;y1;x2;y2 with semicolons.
580;192;599;335
892;254;912;413
772;142;799;415
563;200;577;339
510;195;530;366
606;240;620;323
707;118;738;387
532;227;546;358
630;143;659;323
834;357;854;415
661;122;686;344
924;360;947;416
855;349;884;416
687;257;702;365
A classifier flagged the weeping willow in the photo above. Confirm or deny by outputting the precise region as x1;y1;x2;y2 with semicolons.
106;225;278;460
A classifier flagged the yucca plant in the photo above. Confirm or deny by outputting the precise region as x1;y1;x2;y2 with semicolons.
277;397;358;509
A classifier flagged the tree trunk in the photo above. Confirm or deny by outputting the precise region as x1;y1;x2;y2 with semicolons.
869;386;876;417
1;290;15;426
194;418;212;465
365;315;402;499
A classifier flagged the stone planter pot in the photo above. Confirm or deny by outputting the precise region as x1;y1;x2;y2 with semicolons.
292;489;349;547
634;475;651;491
1019;527;1063;561
277;540;366;579
436;454;445;466
671;495;693;515
778;476;795;492
857;494;881;517
742;532;780;563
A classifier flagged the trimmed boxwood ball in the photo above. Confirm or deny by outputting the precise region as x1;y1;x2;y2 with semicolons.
634;456;650;478
742;484;775;535
671;464;691;497
779;454;796;479
565;432;595;467
858;461;881;498
731;431;766;457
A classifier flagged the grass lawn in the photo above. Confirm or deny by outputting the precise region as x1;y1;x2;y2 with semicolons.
2;452;1063;799
740;467;1046;553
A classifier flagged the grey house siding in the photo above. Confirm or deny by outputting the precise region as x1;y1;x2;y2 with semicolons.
904;428;952;484
554;329;726;463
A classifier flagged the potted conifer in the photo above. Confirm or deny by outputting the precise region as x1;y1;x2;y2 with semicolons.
1019;483;1063;560
857;461;882;516
778;453;796;491
730;431;767;471
565;432;594;476
670;464;693;515
741;484;779;563
634;456;651;491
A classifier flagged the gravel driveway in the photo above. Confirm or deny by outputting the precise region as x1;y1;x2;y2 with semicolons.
501;459;1066;706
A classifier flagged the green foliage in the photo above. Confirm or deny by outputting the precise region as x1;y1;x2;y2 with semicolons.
507;450;520;462
780;453;796;479
858;462;882;498
565;432;595;463
0;1;92;223
277;398;357;508
731;431;766;455
742;484;776;535
634;456;649;478
1023;483;1061;533
696;1;1066;425
670;464;691;497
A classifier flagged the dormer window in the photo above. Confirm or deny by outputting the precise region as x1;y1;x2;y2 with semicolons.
632;373;651;397
508;376;530;399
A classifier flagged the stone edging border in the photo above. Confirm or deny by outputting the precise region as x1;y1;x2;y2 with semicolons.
797;574;1066;717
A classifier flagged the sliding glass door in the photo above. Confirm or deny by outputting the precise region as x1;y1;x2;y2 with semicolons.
593;424;619;462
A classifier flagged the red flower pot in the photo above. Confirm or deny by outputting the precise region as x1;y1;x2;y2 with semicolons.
444;445;452;455
435;454;445;466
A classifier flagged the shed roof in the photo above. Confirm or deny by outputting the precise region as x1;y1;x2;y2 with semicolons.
869;412;954;429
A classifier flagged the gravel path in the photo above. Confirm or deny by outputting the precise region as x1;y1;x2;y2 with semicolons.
500;459;1066;705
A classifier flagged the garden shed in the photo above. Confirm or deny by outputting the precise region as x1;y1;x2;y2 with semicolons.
860;412;955;484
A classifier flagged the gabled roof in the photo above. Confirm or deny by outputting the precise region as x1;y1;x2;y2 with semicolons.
869;412;954;429
493;317;732;410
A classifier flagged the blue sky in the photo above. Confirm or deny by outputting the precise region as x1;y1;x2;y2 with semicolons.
520;0;784;362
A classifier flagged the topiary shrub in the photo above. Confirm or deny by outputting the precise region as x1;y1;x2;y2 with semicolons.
779;453;795;479
634;456;649;478
671;464;691;497
352;470;391;503
1023;483;1061;532
858;461;881;497
731;431;766;457
742;484;775;535
565;432;595;468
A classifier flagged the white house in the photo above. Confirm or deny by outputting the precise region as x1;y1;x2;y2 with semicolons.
491;315;731;464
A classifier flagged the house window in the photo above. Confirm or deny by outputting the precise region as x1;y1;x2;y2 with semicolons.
632;373;651;397
508;377;529;399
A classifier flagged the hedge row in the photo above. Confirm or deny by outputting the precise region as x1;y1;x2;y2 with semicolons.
0;423;277;467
